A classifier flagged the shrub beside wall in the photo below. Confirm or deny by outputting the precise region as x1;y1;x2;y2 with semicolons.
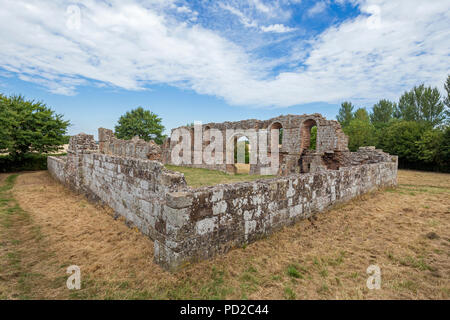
0;153;66;173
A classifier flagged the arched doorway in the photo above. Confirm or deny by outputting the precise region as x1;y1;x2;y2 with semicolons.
299;119;319;173
226;133;253;174
233;135;250;174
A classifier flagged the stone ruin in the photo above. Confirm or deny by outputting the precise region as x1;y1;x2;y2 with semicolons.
48;114;398;271
163;113;358;175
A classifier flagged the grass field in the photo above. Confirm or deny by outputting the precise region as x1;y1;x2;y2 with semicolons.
0;169;448;300
165;164;271;188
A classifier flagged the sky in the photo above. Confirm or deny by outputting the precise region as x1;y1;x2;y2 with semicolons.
0;0;449;137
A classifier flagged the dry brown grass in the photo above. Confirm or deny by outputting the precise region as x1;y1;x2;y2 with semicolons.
0;169;449;300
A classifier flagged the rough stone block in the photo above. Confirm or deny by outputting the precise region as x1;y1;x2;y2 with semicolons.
195;217;218;235
163;205;190;228
166;192;193;209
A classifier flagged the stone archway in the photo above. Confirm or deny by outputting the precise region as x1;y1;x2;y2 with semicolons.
268;121;284;175
226;132;257;175
298;118;320;173
300;118;318;153
269;121;283;150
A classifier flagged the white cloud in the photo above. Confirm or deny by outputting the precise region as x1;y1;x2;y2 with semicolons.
307;1;328;17
251;0;271;14
176;6;191;14
0;0;449;108
261;24;296;33
219;3;258;28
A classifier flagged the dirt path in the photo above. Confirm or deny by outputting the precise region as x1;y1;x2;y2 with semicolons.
9;172;169;299
1;170;449;299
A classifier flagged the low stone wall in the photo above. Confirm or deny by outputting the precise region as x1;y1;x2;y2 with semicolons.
48;152;187;242
155;158;398;270
47;155;67;184
48;133;398;271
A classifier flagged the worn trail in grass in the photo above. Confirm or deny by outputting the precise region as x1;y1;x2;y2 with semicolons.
0;174;70;299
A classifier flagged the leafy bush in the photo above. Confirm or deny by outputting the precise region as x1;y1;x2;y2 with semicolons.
0;94;70;159
0;153;65;173
344;119;377;151
377;120;425;168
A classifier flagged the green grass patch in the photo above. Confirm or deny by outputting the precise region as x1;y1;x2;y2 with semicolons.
286;264;304;279
319;268;329;278
0;174;46;299
317;283;330;295
0;174;18;192
397;184;450;195
239;266;260;298
394;280;418;293
165;165;274;188
284;286;296;299
198;267;233;300
398;255;433;271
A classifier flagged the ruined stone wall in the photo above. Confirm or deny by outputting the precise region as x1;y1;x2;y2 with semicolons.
155;157;397;270
47;155;67;184
164;114;349;175
98;128;162;161
48;128;398;272
48;134;187;243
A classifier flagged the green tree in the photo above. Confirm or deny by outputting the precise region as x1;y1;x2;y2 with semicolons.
115;107;165;144
370;99;395;127
336;101;354;128
354;108;370;122
436;126;450;172
343;119;377;151
0;94;70;158
395;84;446;127
0;94;12;151
416;129;443;166
310;126;317;150
379;120;425;165
444;75;450;123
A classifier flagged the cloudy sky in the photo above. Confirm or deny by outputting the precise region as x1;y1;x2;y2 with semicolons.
0;0;449;136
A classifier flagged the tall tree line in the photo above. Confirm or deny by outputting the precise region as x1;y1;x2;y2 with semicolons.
336;75;450;172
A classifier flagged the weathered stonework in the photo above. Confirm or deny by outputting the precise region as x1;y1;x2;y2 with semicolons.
164;113;350;175
154;159;397;270
98;128;162;161
48;114;398;271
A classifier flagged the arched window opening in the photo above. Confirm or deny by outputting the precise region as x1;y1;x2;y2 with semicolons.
203;125;211;148
301;119;318;152
270;122;283;149
234;136;250;164
230;135;251;174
